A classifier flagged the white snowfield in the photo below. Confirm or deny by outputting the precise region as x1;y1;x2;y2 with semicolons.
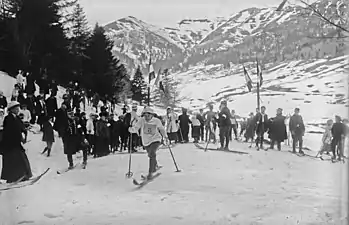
172;55;349;152
0;53;348;224
0;131;348;224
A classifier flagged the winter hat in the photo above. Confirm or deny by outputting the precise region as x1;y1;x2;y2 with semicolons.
7;101;20;110
142;107;155;115
221;100;227;105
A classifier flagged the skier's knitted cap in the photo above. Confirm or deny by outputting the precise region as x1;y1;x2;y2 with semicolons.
142;107;155;115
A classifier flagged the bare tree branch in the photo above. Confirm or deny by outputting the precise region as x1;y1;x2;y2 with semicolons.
299;0;349;33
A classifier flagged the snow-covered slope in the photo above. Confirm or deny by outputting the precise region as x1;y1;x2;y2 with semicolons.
104;16;185;73
170;55;349;151
164;17;227;49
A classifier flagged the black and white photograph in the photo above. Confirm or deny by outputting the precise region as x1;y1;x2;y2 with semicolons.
0;0;348;224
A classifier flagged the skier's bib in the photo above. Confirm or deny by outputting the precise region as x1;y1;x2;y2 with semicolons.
144;124;157;135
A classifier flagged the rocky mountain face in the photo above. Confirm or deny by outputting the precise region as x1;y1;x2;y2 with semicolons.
104;0;347;73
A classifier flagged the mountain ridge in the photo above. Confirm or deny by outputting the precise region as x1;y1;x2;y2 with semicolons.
103;0;347;73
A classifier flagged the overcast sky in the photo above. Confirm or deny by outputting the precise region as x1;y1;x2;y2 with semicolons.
78;0;292;27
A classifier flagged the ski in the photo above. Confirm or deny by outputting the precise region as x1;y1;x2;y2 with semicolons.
194;143;249;155
56;163;81;175
133;172;161;188
0;168;50;191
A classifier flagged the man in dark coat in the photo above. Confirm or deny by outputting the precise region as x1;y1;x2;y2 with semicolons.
35;94;47;130
289;107;305;154
0;101;32;183
45;93;58;120
0;91;8;109
197;109;205;141
24;93;37;124
49;80;58;97
24;73;36;96
61;110;79;169
218;100;232;150
254;106;268;150
178;108;191;143
331;115;346;161
53;103;69;137
268;108;287;151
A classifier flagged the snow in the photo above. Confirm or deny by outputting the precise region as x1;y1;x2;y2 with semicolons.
0;63;348;224
0;132;347;224
173;55;349;152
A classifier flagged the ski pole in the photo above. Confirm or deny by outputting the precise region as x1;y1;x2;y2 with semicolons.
125;133;133;178
167;144;181;172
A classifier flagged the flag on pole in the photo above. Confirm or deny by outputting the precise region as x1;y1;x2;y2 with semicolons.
148;57;155;82
256;59;263;87
154;68;165;93
243;66;253;92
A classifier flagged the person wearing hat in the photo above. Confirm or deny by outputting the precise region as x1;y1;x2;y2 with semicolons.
268;108;287;151
0;101;33;183
331;115;346;161
217;100;232;150
125;104;140;152
95;111;111;157
129;107;169;180
165;107;179;144
0;90;7;109
289;107;305;154
178;107;191;143
61;109;87;168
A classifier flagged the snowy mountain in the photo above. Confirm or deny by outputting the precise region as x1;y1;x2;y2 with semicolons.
104;16;185;73
164;17;227;49
104;0;346;72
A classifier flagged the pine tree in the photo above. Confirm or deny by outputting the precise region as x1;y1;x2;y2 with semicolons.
0;0;72;82
68;3;90;79
131;65;147;104
83;24;122;97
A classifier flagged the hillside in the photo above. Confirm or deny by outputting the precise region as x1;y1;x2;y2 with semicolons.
168;55;349;152
104;0;347;72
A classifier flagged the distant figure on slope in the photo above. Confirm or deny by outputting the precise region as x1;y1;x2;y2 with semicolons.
289;108;305;155
191;113;201;143
178;108;191;143
197;109;205;142
0;91;8;109
317;119;333;159
165;107;179;144
254;106;268;150
0;101;32;183
331;115;346;161
230;110;239;141
217;100;232;150
268;108;287;151
203;104;217;143
129;107;169;180
244;112;255;142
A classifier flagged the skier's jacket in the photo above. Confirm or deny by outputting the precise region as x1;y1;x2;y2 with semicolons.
331;122;345;139
129;117;167;147
218;106;231;127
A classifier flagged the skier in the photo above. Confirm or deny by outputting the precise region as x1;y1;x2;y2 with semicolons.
197;109;205;142
217;100;232;150
289;107;305;154
129;107;169;180
0;101;32;183
0;91;7;109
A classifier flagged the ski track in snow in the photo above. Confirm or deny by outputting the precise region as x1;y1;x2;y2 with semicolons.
0;131;347;224
0;55;348;224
